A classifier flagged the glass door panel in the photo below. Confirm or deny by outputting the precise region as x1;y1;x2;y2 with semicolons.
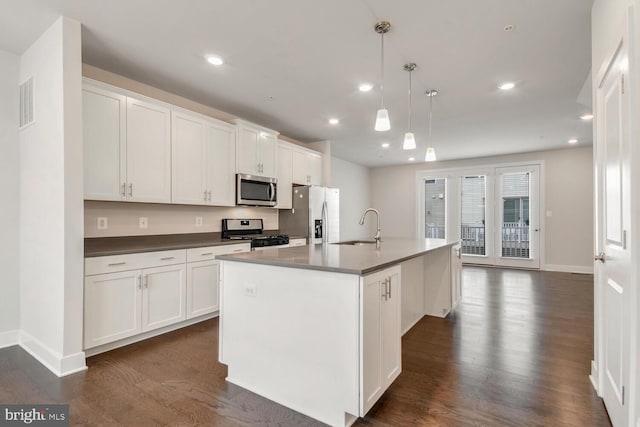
424;178;446;239
460;175;487;256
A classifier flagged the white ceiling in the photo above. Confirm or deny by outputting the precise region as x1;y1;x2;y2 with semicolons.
0;0;593;167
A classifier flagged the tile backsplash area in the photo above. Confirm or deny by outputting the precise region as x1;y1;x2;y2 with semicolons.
85;201;279;237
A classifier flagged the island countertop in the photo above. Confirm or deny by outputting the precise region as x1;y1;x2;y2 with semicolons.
216;237;459;275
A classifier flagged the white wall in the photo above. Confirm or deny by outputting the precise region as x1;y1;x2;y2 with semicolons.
370;147;594;271
19;17;85;376
85;201;279;237
331;156;373;241
0;50;20;342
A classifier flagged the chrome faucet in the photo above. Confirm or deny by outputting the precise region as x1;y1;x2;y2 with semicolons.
359;208;381;248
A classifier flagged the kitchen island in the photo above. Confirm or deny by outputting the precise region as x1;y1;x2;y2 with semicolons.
217;238;460;427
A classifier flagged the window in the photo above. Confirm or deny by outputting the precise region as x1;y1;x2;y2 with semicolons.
460;175;486;255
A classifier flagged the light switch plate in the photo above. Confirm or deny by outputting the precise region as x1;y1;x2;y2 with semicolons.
139;217;148;229
195;216;203;227
546;210;553;217
244;283;257;297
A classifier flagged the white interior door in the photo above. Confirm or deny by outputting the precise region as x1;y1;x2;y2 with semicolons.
596;37;631;427
494;165;540;269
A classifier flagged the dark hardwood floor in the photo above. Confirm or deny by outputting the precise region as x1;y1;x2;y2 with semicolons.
0;267;611;426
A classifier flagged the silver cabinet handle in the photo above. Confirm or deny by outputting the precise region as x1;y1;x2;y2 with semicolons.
204;190;208;201
201;252;213;256
594;252;606;263
121;183;126;197
128;183;133;197
208;190;212;201
137;275;142;290
386;278;392;299
160;256;175;261
143;275;149;288
108;262;126;267
233;249;244;252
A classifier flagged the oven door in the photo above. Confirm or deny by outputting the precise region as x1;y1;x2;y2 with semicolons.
236;174;277;206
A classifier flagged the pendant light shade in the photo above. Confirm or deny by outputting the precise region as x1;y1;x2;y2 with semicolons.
374;21;391;132
425;89;438;162
375;108;391;131
403;63;417;149
425;147;437;162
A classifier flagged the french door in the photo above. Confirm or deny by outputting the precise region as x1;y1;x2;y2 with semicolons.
458;165;540;268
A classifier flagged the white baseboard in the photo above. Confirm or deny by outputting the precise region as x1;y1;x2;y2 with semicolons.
0;329;20;349
19;331;87;377
589;360;600;396
543;264;593;274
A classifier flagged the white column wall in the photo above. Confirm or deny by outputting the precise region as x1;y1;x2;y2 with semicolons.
18;16;85;376
0;50;20;344
331;156;373;241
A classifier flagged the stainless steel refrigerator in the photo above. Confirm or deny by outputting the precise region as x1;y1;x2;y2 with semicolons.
278;186;339;244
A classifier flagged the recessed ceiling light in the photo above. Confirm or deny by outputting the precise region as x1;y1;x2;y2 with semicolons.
568;138;578;144
408;157;415;162
504;24;515;32
381;142;390;148
328;118;339;125
580;114;594;121
205;55;224;66
359;83;374;92
499;82;515;90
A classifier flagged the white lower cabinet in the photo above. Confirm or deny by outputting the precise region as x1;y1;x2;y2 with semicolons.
141;264;187;331
360;265;401;415
451;243;462;309
84;269;143;349
186;260;221;319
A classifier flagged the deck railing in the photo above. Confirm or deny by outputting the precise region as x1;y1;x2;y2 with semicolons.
458;223;530;258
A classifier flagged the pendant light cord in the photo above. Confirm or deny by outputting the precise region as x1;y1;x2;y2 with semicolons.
428;92;433;143
408;70;412;131
380;33;385;108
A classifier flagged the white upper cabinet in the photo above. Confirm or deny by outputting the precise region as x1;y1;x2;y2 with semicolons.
171;110;236;206
171;110;208;205
291;145;323;186
83;79;171;203
83;85;126;201
126;97;172;203
207;121;236;206
234;119;279;178
276;141;293;209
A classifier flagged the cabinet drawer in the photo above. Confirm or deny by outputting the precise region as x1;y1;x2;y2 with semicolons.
289;238;306;247
186;243;251;262
85;249;187;276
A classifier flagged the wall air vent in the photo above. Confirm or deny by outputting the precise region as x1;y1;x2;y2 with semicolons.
19;76;34;129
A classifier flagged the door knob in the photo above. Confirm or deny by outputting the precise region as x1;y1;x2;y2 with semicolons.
594;252;606;263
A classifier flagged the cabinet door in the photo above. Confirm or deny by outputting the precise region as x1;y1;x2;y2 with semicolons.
308;152;323;186
291;149;308;185
236;126;260;175
276;143;292;209
451;244;462;309
360;266;402;416
141;264;186;332
83;86;126;201
259;133;278;178
381;269;401;386
84;270;142;349
208;122;236;206
126;97;171;203
186;260;220;319
171;111;207;205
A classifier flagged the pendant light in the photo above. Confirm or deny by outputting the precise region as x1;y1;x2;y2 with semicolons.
403;63;417;149
374;21;391;131
425;89;438;161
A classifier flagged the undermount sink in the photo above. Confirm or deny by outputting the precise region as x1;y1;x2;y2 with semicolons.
333;240;377;246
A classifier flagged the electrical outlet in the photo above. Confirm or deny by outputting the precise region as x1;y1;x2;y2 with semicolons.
244;283;257;297
195;216;203;227
97;217;108;230
139;217;148;229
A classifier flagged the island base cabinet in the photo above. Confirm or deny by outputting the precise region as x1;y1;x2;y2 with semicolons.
186;260;220;319
360;265;401;416
84;270;143;349
451;243;462;309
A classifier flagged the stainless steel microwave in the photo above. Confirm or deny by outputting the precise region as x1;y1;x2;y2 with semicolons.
236;174;277;207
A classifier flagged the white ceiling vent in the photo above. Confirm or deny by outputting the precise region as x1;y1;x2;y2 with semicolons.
19;76;34;129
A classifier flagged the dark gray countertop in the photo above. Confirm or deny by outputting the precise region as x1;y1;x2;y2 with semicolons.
84;232;307;257
217;238;459;275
